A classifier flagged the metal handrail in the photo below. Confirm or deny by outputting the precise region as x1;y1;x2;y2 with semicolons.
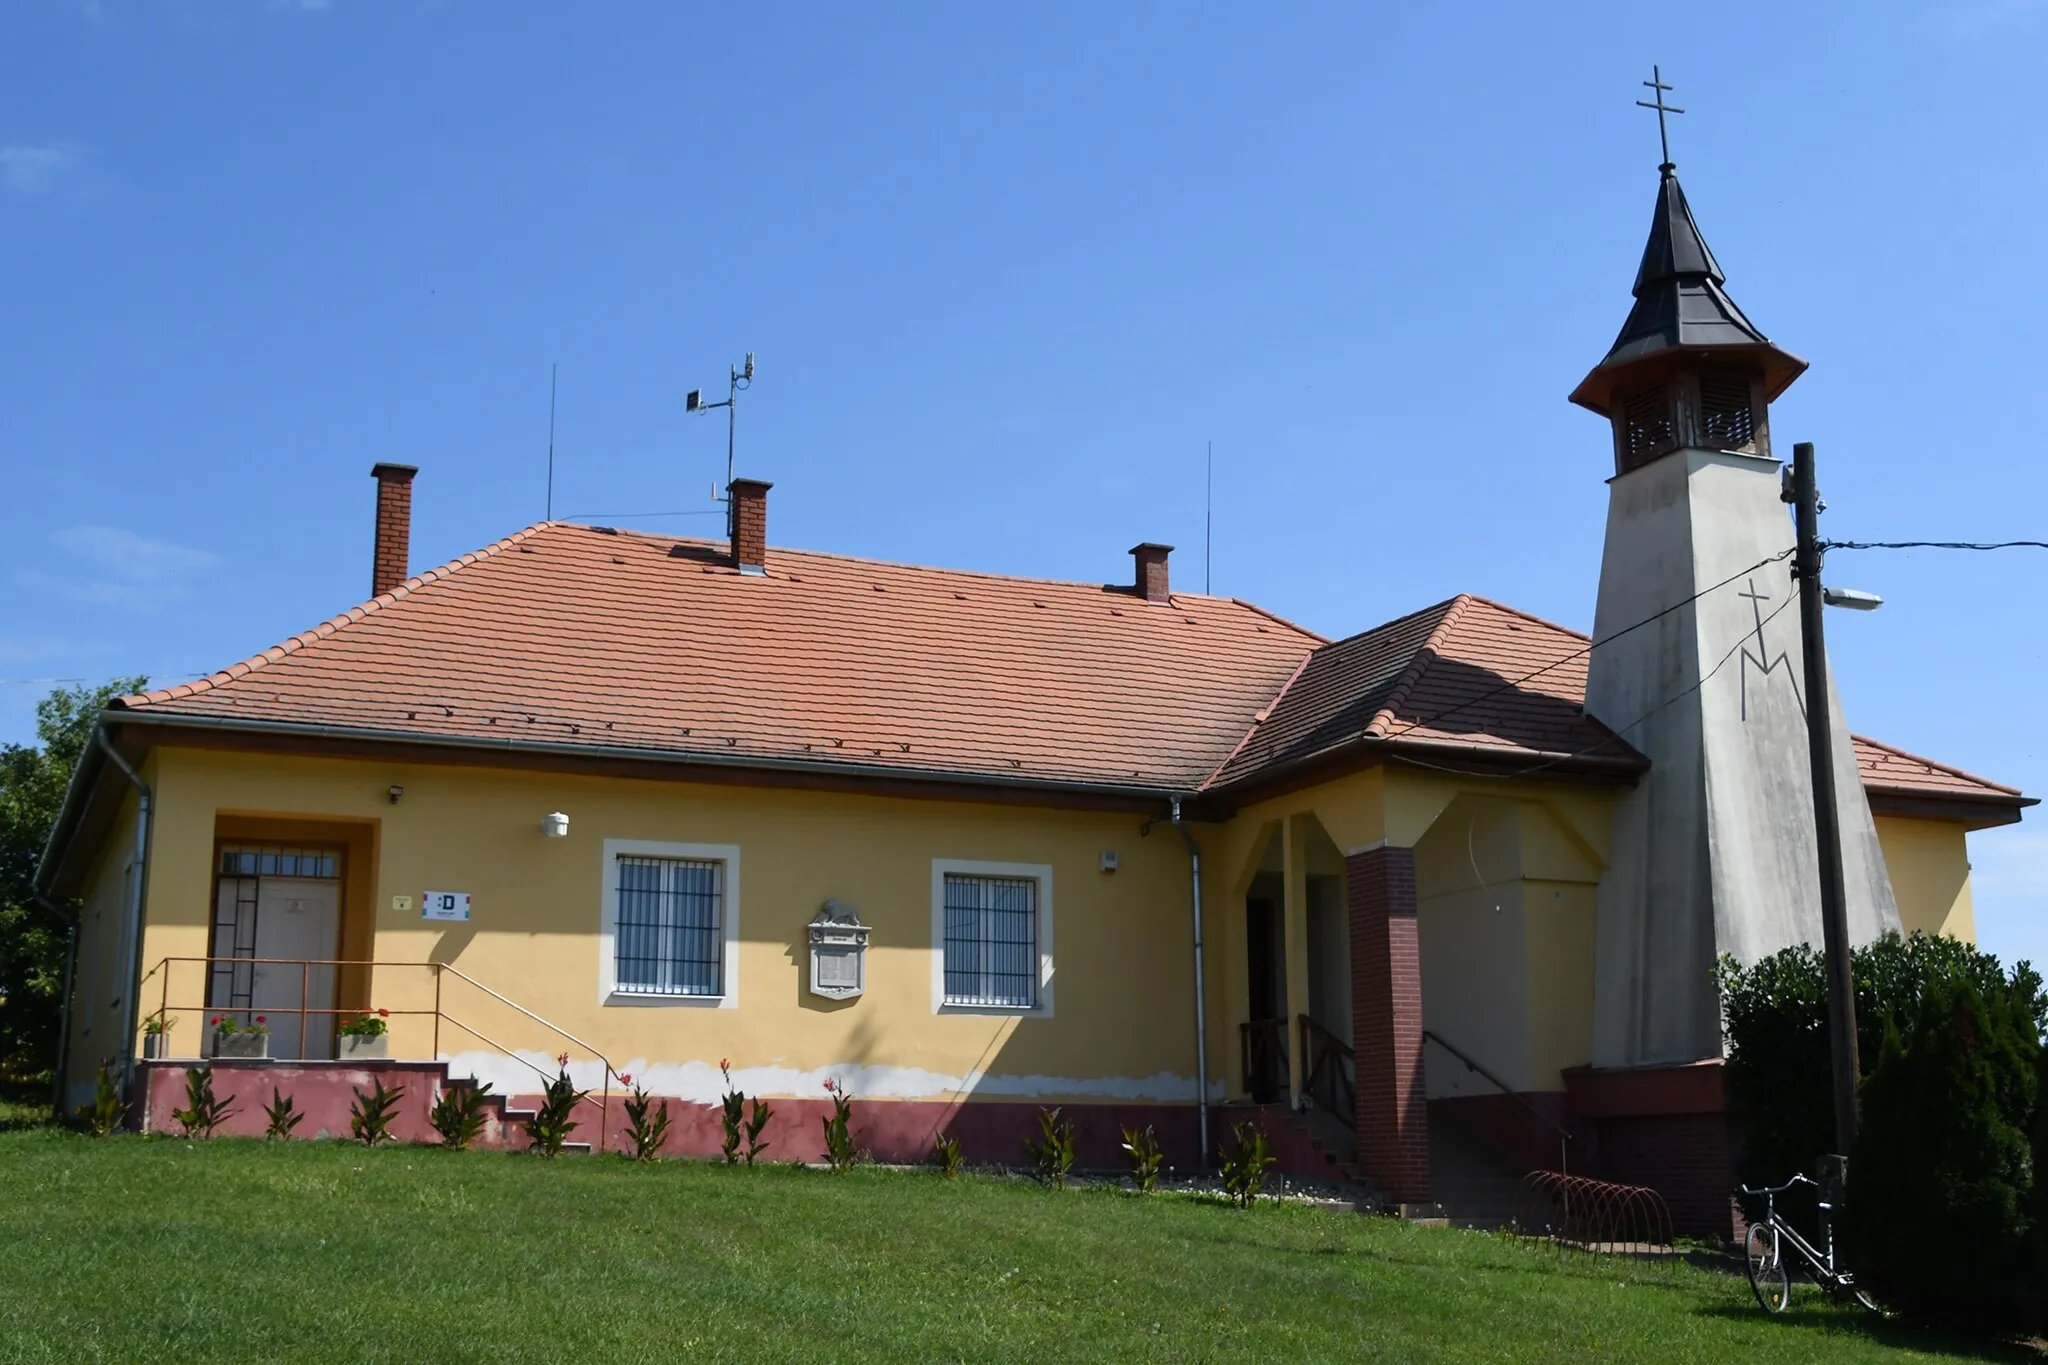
1422;1027;1571;1174
1297;1013;1355;1130
143;955;619;1153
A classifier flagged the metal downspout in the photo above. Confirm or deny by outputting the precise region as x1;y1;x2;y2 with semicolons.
1169;796;1209;1171
95;729;152;1110
30;890;77;1123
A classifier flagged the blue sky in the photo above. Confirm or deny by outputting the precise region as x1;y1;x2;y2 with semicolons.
3;3;2043;966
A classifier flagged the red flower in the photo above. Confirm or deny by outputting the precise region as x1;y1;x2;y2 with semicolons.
719;1058;729;1071
210;1016;221;1025
823;1079;837;1093
557;1052;570;1069
377;1008;389;1018
255;1016;266;1024
619;1073;632;1086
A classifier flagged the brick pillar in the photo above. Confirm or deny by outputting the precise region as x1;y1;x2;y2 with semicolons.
1349;843;1430;1204
729;478;772;573
369;463;418;598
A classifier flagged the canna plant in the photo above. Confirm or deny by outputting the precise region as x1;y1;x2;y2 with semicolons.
717;1060;775;1166
82;1059;123;1137
619;1074;670;1162
1026;1106;1077;1189
429;1081;493;1151
932;1132;964;1179
820;1078;859;1172
1120;1124;1163;1193
1219;1121;1275;1209
263;1088;303;1141
348;1078;406;1147
171;1065;236;1138
527;1054;588;1158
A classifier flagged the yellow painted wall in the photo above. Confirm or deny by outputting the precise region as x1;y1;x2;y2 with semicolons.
107;745;1207;1104
1874;815;1977;942
61;782;142;1111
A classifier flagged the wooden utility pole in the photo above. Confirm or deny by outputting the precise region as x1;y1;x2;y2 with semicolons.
1790;440;1862;1154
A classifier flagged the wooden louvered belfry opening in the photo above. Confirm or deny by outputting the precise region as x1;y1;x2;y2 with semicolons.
1610;364;1769;476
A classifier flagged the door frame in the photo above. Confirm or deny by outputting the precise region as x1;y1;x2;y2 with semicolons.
210;814;380;1040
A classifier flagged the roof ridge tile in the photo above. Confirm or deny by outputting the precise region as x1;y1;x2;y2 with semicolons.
1362;595;1471;739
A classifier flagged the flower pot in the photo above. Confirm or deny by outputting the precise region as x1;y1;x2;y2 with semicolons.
337;1033;389;1061
211;1031;269;1060
143;1035;170;1060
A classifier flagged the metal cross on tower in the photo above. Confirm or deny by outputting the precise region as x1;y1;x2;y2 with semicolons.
1635;65;1685;171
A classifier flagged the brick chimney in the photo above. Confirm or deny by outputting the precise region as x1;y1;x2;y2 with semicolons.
369;463;418;597
729;479;772;575
1130;543;1173;603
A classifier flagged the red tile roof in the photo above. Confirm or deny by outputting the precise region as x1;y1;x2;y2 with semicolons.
118;523;1323;793
1852;734;2025;802
1205;595;1640;789
117;529;2025;813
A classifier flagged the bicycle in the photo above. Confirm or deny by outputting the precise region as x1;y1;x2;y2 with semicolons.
1736;1172;1879;1314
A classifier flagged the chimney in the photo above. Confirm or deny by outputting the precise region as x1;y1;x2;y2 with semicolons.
1130;542;1173;603
729;478;772;575
369;463;418;597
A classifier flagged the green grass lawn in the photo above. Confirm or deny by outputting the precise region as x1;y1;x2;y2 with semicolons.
0;1115;2036;1364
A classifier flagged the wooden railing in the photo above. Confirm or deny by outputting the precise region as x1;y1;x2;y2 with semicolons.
1239;1017;1289;1103
1297;1013;1355;1130
138;956;622;1152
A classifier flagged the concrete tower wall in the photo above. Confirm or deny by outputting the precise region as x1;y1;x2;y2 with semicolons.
1586;447;1899;1067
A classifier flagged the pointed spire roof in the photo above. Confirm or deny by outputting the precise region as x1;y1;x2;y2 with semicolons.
1570;166;1806;416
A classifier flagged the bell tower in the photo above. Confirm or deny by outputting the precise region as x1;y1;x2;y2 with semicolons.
1575;80;1899;1069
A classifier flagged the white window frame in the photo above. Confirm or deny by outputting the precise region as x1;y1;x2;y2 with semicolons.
599;839;740;1009
930;858;1054;1018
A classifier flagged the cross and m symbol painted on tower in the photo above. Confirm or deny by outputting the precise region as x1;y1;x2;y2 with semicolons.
1736;576;1807;723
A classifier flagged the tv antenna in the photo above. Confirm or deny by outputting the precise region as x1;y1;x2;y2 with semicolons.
686;352;755;532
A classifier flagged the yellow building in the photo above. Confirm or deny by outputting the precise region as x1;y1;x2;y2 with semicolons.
40;166;2031;1234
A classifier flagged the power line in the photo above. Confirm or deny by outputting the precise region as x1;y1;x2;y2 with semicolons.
1394;592;1800;783
1374;547;1798;746
1823;539;2048;553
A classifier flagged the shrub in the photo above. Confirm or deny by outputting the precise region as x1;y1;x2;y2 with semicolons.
932;1132;964;1179
348;1078;406;1147
430;1082;493;1150
1720;932;2046;1194
80;1059;123;1137
1219;1121;1274;1209
1025;1107;1077;1189
142;1015;174;1039
170;1065;235;1138
820;1078;858;1172
528;1057;588;1158
620;1074;669;1162
1120;1124;1162;1192
1840;970;2039;1328
262;1088;302;1141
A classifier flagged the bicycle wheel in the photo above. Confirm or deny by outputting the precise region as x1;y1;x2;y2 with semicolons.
1746;1223;1790;1313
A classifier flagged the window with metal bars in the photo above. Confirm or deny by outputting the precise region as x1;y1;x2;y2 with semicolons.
942;873;1038;1008
613;855;725;997
1698;369;1756;451
1621;384;1675;469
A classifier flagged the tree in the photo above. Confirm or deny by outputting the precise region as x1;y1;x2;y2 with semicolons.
0;679;145;1081
1841;971;2039;1328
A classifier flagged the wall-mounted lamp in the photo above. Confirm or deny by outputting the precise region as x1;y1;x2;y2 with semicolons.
540;811;570;838
387;785;405;805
